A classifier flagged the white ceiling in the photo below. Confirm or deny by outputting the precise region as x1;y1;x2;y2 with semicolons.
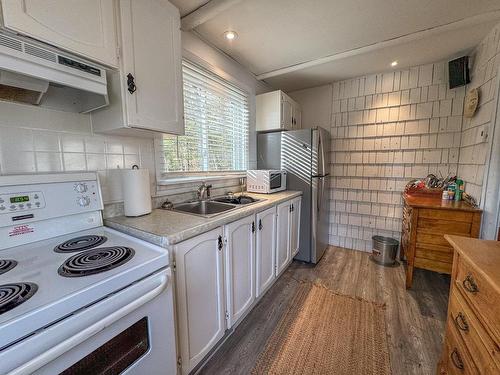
172;0;209;17
171;0;500;91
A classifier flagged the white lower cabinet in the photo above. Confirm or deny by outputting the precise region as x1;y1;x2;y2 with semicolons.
291;197;302;257
276;201;292;276
174;227;225;375
174;198;299;374
224;215;256;328
256;206;277;297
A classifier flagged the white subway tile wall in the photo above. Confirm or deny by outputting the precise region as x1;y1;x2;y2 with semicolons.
0;112;156;204
330;62;466;252
0;100;245;216
459;22;500;201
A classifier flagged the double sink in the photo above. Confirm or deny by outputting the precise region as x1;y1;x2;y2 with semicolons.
168;195;263;218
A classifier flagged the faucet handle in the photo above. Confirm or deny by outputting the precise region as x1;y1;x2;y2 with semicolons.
206;184;212;198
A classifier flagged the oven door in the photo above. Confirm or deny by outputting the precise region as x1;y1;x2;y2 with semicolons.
268;171;285;193
1;268;177;375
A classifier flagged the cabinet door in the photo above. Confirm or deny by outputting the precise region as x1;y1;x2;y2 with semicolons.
291;197;302;257
224;214;256;328
175;227;225;375
280;95;293;130
276;201;291;276
1;0;118;67
119;0;184;134
256;206;276;298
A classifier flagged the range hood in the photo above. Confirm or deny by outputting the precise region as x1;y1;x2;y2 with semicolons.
0;32;108;113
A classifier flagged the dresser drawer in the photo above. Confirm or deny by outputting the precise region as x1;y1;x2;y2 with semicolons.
455;256;500;344
442;322;479;375
418;218;472;235
419;209;473;223
448;288;500;373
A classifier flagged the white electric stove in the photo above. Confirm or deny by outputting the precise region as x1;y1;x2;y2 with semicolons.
0;173;177;375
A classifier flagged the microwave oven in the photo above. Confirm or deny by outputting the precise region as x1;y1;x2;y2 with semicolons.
246;170;286;194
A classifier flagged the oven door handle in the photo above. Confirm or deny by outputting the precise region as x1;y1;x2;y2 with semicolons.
7;273;169;375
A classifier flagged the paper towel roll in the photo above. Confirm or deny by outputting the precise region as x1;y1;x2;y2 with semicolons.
122;167;152;217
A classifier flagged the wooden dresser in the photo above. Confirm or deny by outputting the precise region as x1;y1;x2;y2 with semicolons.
401;194;482;289
437;236;500;375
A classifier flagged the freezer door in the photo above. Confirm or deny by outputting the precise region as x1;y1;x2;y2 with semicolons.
311;174;330;263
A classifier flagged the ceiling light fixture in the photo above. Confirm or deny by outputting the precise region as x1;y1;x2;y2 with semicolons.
391;61;398;67
224;31;237;41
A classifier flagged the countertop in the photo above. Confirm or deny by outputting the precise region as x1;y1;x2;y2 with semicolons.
105;191;302;247
445;235;500;294
403;194;482;212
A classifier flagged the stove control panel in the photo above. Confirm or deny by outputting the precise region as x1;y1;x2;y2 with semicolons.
0;191;45;213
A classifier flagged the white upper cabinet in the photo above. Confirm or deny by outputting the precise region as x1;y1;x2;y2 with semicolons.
291;197;301;257
276;200;292;276
0;0;118;67
256;206;276;298
91;0;184;135
256;90;301;132
174;227;225;375
224;214;256;328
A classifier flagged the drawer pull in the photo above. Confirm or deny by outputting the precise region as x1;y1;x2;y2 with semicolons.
453;312;469;332
462;274;479;293
450;348;464;370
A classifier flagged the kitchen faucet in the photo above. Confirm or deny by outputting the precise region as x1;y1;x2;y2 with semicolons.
197;182;212;201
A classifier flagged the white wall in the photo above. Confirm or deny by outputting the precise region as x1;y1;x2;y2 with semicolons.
289;22;500;251
288;84;332;128
0;31;265;217
458;23;500;203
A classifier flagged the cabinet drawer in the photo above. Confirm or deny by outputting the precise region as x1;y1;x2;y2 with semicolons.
415;247;453;263
455;256;500;344
417;218;471;235
448;288;500;373
414;257;452;274
417;232;453;247
442;321;479;375
419;209;473;223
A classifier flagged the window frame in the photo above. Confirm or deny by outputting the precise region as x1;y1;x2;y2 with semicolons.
157;59;251;182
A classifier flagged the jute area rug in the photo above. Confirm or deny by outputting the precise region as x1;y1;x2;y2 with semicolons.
251;282;392;375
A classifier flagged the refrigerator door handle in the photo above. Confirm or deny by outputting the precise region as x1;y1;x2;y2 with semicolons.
320;131;326;176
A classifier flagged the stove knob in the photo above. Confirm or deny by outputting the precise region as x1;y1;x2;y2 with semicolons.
78;196;91;207
74;183;88;193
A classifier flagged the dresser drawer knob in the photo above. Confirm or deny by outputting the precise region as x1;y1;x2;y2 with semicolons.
451;348;464;370
453;312;469;332
463;274;479;293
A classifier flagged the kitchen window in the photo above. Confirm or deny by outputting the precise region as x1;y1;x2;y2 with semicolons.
159;60;250;176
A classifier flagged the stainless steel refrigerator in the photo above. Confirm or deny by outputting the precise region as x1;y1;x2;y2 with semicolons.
257;127;330;264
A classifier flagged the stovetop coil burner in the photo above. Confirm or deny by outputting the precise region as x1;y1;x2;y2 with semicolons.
0;259;17;275
58;246;135;277
0;283;38;315
54;235;107;253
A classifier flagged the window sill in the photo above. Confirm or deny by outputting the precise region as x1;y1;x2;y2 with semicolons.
157;173;246;186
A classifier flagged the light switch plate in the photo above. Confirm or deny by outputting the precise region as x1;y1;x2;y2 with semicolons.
476;125;489;143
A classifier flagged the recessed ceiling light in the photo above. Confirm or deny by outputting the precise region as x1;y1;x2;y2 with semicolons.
224;31;237;41
391;61;398;67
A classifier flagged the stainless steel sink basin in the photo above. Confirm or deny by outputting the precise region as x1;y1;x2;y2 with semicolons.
212;195;262;205
172;200;237;218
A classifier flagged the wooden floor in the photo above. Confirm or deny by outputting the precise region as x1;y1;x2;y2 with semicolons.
198;247;450;375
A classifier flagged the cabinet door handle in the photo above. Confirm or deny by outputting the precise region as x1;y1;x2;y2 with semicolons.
462;274;479;293
217;235;223;251
453;312;469;332
127;73;137;94
258;219;263;231
450;348;464;370
251;221;255;233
